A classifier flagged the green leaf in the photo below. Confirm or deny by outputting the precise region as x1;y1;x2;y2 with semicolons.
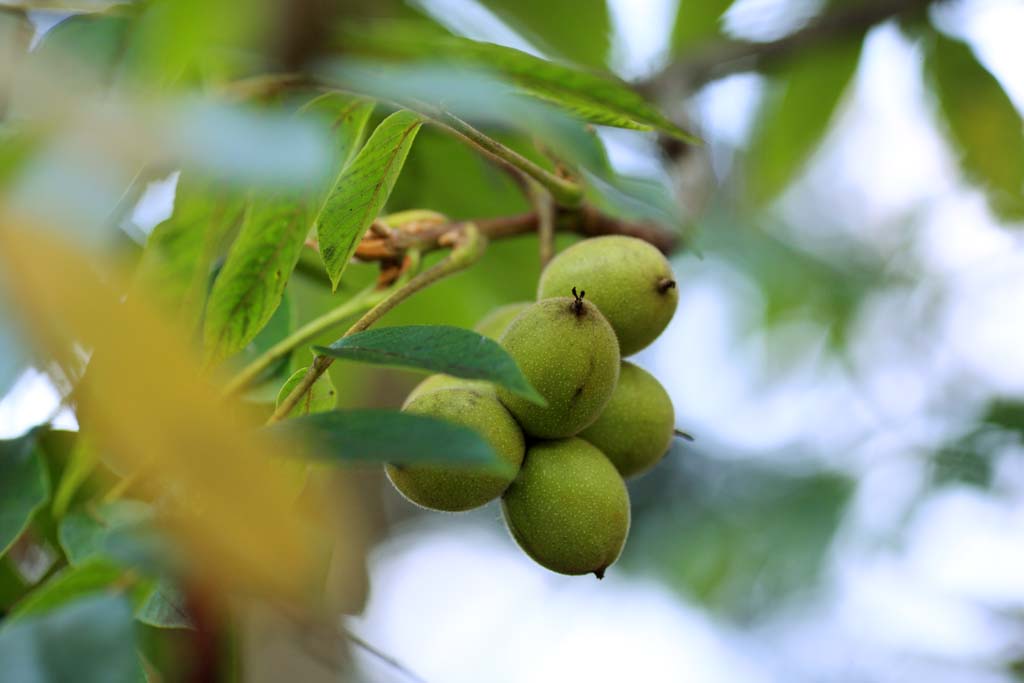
746;38;862;203
315;325;544;404
58;501;153;566
134;580;191;630
233;287;296;389
341;26;697;141
272;410;504;468
276;368;337;418
316;110;423;290
0;594;142;683
671;0;733;56
476;0;611;68
134;175;244;331
0;431;50;558
202;197;312;364
7;559;122;623
55;503;192;629
300;92;377;173
925;33;1024;220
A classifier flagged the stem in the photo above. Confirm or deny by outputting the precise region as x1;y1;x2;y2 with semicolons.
424;108;583;206
528;181;555;267
266;225;486;424
224;251;422;397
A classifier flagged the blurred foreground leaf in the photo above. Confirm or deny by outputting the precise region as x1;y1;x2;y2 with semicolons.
316;325;545;404
671;0;732;56
0;594;141;683
0;224;334;600
925;33;1024;220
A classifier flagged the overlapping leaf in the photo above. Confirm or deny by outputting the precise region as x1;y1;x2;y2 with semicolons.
315;325;544;404
273;410;504;468
476;0;611;68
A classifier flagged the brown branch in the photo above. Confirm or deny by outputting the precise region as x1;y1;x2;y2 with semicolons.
638;0;933;95
352;205;679;264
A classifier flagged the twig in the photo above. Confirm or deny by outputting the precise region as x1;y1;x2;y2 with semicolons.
266;225;486;424
638;0;933;95
223;251;421;397
528;181;556;267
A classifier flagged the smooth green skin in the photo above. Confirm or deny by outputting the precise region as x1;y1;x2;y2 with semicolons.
496;298;620;439
402;303;531;405
580;361;674;478
538;236;679;356
474;301;532;339
387;388;525;511
502;438;630;578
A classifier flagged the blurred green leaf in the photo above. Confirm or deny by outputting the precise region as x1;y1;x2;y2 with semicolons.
671;0;733;56
0;430;50;558
51;436;98;519
276;367;337;417
202;197;311;365
984;400;1024;435
271;409;504;468
134;580;191;630
340;26;697;141
315;325;545;404
925;33;1024;220
316;110;422;290
746;38;862;203
58;501;153;566
7;558;122;622
134;175;244;332
0;594;142;683
29;11;129;86
475;0;611;68
629;452;852;620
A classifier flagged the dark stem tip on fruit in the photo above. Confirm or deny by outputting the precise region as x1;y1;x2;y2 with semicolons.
673;428;695;442
593;567;606;580
657;277;677;294
570;287;586;316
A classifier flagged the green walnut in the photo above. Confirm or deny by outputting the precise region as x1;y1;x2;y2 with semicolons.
496;292;620;438
474;301;531;339
538;236;678;355
502;438;630;578
387;387;525;511
403;374;491;407
580;361;674;478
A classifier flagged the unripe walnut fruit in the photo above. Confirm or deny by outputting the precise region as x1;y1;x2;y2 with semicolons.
502;438;630;578
538;236;678;356
580;361;674;478
496;294;619;438
387;387;525;511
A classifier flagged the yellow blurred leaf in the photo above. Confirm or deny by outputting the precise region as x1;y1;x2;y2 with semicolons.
0;222;343;603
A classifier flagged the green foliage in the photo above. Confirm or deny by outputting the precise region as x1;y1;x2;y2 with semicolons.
276;367;338;417
272;410;503;468
0;594;143;683
0;431;50;557
342;25;697;141
475;0;612;68
7;559;124;623
134;175;244;330
202;197;311;364
316;110;423;290
924;33;1024;220
301;92;377;171
671;0;732;56
316;325;545;404
746;38;862;202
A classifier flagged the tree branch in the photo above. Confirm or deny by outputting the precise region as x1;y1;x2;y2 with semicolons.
638;0;933;96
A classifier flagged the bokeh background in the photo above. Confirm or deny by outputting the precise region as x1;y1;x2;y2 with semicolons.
2;0;1023;681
